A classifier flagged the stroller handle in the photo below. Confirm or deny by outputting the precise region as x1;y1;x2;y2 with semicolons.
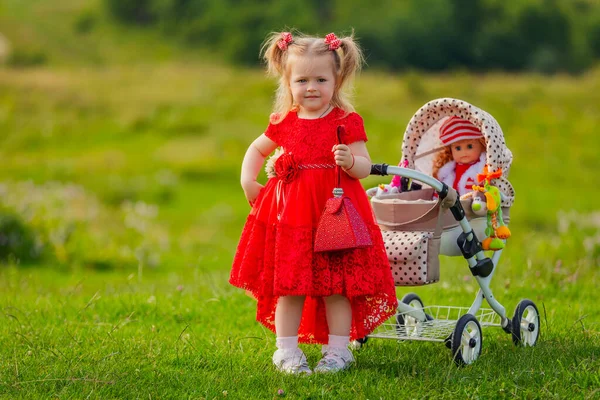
370;163;466;222
370;163;446;194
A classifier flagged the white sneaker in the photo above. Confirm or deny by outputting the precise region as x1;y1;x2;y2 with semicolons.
272;348;312;375
314;347;354;373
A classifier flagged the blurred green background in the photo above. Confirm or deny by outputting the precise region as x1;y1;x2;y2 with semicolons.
1;0;599;272
1;0;599;398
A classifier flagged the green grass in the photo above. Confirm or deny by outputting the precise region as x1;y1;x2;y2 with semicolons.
1;63;599;400
1;260;598;399
1;1;600;398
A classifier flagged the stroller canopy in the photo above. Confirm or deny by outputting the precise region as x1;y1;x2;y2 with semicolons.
400;98;515;207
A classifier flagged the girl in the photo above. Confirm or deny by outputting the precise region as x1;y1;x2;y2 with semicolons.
432;116;487;197
230;31;397;374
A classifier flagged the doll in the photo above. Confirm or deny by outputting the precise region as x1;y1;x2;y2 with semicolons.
433;117;511;250
432;116;486;197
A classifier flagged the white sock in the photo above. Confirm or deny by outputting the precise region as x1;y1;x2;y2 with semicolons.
276;336;299;350
328;334;350;350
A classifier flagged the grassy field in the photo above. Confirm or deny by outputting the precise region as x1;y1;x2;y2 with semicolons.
1;1;600;399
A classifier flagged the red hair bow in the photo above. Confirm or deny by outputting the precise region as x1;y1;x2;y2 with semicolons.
324;33;341;50
477;165;503;184
277;32;293;51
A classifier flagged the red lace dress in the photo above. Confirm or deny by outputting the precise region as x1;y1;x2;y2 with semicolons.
230;108;398;344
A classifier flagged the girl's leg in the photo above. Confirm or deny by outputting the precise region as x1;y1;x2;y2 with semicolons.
272;296;311;374
274;295;305;336
316;295;354;373
324;294;352;336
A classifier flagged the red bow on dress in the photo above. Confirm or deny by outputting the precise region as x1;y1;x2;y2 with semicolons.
277;32;293;51
324;33;341;51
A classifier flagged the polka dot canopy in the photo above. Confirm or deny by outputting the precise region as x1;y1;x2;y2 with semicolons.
400;98;515;207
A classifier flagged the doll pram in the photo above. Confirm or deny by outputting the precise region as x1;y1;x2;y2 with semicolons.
358;98;540;366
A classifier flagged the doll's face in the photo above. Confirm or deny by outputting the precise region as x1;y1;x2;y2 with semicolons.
451;139;484;164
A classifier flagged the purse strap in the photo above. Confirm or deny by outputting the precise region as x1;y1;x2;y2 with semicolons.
335;125;344;189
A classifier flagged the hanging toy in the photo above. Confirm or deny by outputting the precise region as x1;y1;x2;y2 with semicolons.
472;166;511;251
375;183;396;196
470;194;488;217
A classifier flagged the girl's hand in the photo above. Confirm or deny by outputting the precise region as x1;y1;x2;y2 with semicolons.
332;144;354;170
242;180;264;206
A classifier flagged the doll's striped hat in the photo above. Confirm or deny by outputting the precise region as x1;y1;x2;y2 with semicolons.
439;116;483;145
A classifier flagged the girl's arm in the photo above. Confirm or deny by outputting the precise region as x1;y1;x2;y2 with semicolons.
333;141;371;179
241;134;278;204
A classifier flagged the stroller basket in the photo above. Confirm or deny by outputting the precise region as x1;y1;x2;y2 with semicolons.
371;188;512;287
368;306;502;342
372;188;444;286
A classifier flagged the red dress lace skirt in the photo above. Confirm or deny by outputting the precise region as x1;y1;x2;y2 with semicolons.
230;169;398;344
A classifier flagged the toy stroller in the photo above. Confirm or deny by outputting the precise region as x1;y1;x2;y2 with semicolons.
359;98;540;366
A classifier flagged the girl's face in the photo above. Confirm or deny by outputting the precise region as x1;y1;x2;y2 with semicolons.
288;54;336;118
450;139;484;164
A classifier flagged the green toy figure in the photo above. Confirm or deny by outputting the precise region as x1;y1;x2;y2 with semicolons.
472;166;511;251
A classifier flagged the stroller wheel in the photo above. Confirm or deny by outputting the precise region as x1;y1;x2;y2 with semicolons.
444;335;452;349
350;336;368;350
395;293;431;337
450;314;482;366
400;293;425;307
511;299;540;347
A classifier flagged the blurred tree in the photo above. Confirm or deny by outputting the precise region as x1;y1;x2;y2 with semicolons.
102;0;600;73
447;0;485;67
105;0;158;25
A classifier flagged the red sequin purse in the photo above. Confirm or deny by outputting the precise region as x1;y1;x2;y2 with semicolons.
314;126;373;252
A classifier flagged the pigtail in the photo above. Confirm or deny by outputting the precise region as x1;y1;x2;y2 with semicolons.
337;34;365;87
329;33;364;113
271;80;294;124
261;32;297;124
261;32;289;76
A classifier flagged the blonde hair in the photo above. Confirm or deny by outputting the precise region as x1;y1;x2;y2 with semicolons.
432;137;487;179
261;30;364;123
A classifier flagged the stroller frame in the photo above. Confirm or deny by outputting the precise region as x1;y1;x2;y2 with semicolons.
359;99;540;366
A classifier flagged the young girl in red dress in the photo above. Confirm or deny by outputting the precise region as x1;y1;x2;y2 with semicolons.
230;31;397;374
